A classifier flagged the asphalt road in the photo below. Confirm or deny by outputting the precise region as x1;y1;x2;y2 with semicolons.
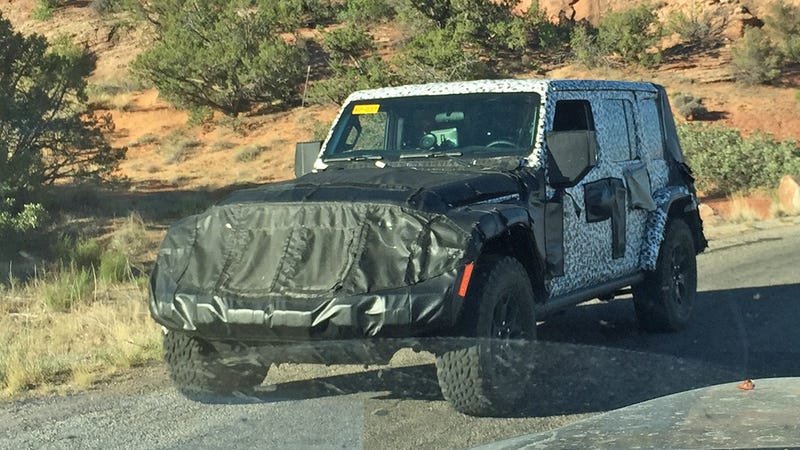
2;218;799;450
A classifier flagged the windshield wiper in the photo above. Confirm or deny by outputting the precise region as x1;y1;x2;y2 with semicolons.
323;155;383;162
399;151;463;159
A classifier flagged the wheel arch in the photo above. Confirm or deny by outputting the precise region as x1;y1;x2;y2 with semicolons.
641;187;707;272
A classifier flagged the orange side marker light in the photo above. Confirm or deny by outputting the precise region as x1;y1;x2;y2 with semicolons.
458;262;475;297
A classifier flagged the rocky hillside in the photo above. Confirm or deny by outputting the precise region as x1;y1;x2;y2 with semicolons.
1;0;798;193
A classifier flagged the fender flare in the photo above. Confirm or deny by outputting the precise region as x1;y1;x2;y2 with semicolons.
639;186;696;271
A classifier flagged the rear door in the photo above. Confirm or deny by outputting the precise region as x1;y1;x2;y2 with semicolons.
544;89;649;297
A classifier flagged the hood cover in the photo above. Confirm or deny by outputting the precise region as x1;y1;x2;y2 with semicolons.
154;201;468;300
220;167;523;213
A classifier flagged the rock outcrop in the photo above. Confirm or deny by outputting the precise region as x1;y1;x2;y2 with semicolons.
777;175;800;214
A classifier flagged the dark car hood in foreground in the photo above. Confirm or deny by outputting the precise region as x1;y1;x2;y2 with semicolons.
219;166;525;213
475;377;800;450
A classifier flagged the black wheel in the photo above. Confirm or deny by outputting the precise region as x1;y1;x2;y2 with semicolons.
435;256;536;416
633;218;697;332
163;331;269;398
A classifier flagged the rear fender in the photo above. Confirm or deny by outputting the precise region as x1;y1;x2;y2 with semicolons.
640;186;707;271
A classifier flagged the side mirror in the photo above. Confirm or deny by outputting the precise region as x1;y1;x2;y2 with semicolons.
294;141;322;178
545;130;597;188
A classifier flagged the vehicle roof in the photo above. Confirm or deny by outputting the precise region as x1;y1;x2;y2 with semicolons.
345;79;659;103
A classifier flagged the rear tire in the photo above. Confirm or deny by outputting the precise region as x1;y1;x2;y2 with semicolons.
163;331;269;398
633;219;697;332
435;256;536;416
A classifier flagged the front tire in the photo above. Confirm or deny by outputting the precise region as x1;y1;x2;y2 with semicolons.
435;256;536;416
633;219;697;332
163;331;269;398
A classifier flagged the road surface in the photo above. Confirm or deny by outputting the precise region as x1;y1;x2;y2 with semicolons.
2;218;799;449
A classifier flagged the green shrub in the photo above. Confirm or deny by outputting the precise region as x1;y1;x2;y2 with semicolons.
311;26;397;105
570;25;601;67
309;57;398;105
731;27;781;85
679;123;800;194
672;93;707;120
596;5;662;66
764;1;800;63
337;0;395;23
665;7;725;48
525;0;572;51
0;202;47;238
32;0;58;20
0;15;123;242
132;0;306;117
53;235;103;269
321;24;376;63
187;106;214;127
394;27;492;84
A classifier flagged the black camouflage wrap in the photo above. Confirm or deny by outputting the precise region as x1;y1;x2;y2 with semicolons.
150;168;528;341
150;79;705;343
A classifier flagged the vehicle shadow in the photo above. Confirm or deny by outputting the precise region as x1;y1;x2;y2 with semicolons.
194;283;800;418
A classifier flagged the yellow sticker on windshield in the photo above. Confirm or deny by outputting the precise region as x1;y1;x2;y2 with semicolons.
353;104;380;115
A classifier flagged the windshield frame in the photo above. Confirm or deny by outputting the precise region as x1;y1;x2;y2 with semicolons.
320;92;542;165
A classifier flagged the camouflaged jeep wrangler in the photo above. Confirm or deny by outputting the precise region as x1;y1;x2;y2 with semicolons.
150;79;706;416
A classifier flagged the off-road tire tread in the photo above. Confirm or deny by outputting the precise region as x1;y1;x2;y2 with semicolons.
163;331;268;397
435;256;535;416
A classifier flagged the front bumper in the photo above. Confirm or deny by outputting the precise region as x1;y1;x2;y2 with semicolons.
150;269;463;343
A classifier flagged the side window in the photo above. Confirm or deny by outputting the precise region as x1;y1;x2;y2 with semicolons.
598;99;636;162
553;100;595;131
637;97;665;160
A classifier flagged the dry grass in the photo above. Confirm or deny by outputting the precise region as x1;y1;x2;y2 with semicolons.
0;275;161;398
161;130;202;164
724;194;767;223
234;144;267;162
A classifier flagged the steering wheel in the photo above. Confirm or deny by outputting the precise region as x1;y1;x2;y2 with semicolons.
419;133;438;150
486;139;517;148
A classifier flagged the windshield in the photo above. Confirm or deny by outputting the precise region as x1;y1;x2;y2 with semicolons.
323;93;540;161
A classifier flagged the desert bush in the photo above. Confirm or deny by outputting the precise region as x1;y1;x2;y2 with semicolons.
235;145;266;162
596;5;662;67
211;140;237;152
0;16;124;241
730;27;782;85
338;0;395;23
524;0;572;51
570;24;601;67
310;25;398;104
130;133;160;147
187;106;214;127
52;235;103;269
672;93;708;120
32;0;60;20
132;0;306;117
764;0;800;63
394;26;492;83
679;123;800;194
109;212;150;259
160;130;201;164
321;24;376;63
665;6;726;48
